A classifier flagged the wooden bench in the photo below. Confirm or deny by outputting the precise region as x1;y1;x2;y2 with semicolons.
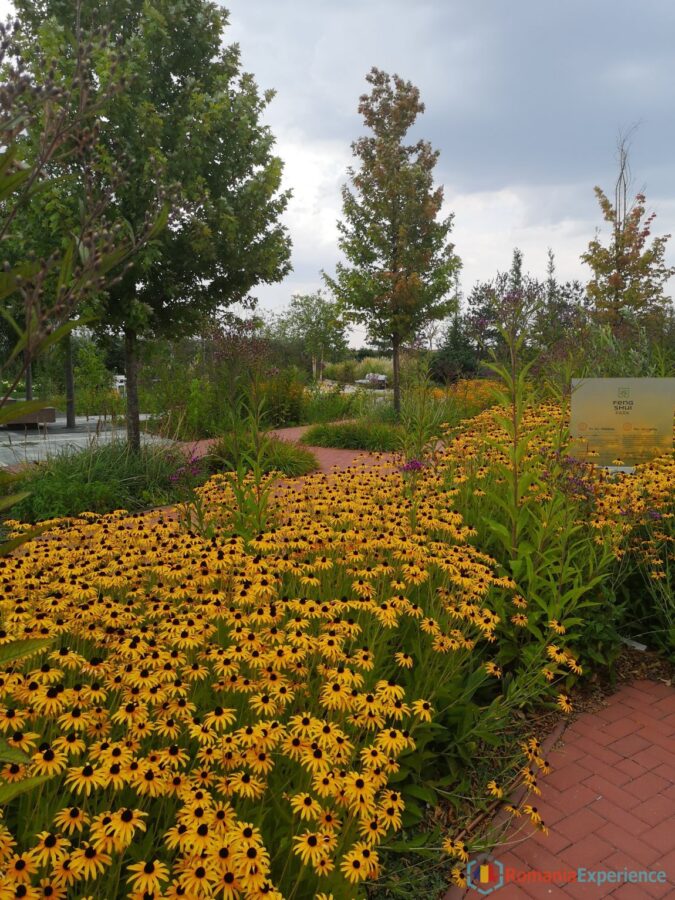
355;373;388;389
1;398;57;427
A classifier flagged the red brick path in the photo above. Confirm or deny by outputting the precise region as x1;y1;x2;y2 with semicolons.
446;679;675;898
182;424;394;474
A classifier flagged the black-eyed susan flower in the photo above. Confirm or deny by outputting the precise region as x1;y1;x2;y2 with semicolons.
53;807;89;836
126;859;170;894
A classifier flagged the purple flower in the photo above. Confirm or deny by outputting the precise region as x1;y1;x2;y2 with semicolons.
401;459;424;472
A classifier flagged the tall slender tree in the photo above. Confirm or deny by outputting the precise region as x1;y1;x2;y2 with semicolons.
326;68;460;414
581;139;674;336
15;0;292;450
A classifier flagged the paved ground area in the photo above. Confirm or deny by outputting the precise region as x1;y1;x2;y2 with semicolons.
0;414;160;467
447;679;675;899
1;419;393;474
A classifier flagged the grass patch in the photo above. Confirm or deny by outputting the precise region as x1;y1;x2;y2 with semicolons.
300;385;358;424
300;420;401;451
6;441;190;523
207;434;319;477
323;355;393;384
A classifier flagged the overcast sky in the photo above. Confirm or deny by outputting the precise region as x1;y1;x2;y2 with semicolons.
4;0;675;343
224;0;675;328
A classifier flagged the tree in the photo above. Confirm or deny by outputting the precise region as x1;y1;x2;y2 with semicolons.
273;291;347;379
326;68;460;414
581;139;675;336
430;312;479;382
527;249;587;355
0;11;162;571
15;0;292;450
465;249;541;361
1;12;163;407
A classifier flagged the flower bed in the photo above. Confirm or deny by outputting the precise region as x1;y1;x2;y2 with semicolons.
0;397;671;898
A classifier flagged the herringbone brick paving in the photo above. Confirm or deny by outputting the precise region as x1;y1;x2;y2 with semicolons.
447;680;675;898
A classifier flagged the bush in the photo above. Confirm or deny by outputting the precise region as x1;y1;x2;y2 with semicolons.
301;419;401;451
300;383;357;423
258;369;306;426
207;433;318;477
323;355;393;383
7;441;194;522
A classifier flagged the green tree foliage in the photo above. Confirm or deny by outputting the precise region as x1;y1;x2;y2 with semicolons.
0;16;165;760
326;68;461;413
272;291;347;379
531;250;587;359
15;0;292;450
430;313;479;382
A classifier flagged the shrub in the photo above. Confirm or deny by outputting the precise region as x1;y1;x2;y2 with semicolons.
300;383;358;423
300;420;401;451
7;441;193;522
257;369;306;427
323;355;393;383
207;434;318;477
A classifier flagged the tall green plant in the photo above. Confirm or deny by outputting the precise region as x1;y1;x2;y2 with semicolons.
464;312;619;673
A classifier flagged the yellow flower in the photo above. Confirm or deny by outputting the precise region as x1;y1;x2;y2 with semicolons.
126;859;170;894
411;698;433;721
557;693;573;713
487;779;504;799
292;831;325;867
394;651;414;668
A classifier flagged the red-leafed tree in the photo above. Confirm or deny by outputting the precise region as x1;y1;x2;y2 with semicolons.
582;140;674;335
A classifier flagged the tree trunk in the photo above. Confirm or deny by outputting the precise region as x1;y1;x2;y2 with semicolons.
24;352;33;401
64;331;76;427
124;326;141;453
392;333;401;417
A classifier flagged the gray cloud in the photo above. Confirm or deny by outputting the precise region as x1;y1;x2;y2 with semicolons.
225;0;675;325
3;0;673;333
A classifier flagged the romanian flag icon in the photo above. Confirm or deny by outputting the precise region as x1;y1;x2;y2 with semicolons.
478;862;499;884
477;863;499;884
468;857;503;894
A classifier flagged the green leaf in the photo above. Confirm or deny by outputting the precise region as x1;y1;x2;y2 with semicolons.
0;492;30;514
0;738;30;765
0;526;47;558
0;775;51;805
146;202;170;240
401;798;424;827
404;783;436;804
0;399;58;427
0;638;53;667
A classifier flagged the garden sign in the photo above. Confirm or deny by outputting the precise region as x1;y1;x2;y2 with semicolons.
570;377;675;468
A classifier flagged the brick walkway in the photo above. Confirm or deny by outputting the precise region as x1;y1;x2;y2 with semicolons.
446;679;675;899
182;424;394;474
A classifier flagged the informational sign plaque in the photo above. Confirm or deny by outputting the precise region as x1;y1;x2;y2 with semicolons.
570;378;675;467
